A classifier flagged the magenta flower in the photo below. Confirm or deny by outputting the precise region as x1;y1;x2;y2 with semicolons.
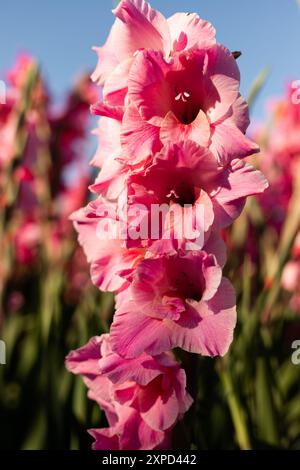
121;141;267;253
92;0;216;96
66;334;192;450
110;248;236;358
122;47;257;166
92;1;258;169
67;0;268;449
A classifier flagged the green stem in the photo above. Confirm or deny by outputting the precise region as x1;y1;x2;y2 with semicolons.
219;365;252;450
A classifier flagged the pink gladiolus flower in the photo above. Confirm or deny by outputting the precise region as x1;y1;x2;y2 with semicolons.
110;248;236;358
67;0;268;449
92;0;216;96
120;141;268;253
121;47;257;166
91;0;258;168
66;335;192;450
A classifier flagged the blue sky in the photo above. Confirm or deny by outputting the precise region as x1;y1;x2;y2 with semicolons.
1;0;300;121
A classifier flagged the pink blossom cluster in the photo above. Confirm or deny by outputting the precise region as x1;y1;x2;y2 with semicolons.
255;83;300;312
282;233;300;312
256;83;300;231
66;0;268;449
0;55;96;267
0;55;96;312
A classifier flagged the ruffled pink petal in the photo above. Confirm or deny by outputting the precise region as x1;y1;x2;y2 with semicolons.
172;277;237;356
203;231;227;268
65;336;117;423
91;41;119;87
212;159;269;228
128;50;172;125
121;104;162;164
205;44;240;123
91;118;121;169
201;254;222;301
167;12;216;52
91;153;128;200
229;94;251;133
111;274;236;358
103;58;133;106
139;385;179;431
113;0;171;59
110;309;173;358
71;202;143;291
160;109;210;147
174;369;194;415
89;428;120;450
99;352;161;386
91;0;170;87
91;101;124;121
65;336;102;376
210;119;259;165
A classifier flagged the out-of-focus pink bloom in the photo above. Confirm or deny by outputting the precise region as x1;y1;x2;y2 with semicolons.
282;260;300;293
282;233;300;312
257;83;300;231
49;74;97;173
110;248;236;358
14;221;41;265
6;54;36;90
0;118;16;168
0;55;95;270
57;174;89;221
0;56;39;170
66;334;192;450
255;83;300;312
258;150;293;230
267;84;300;157
7;291;25;313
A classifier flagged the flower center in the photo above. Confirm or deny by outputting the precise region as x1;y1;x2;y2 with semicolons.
175;90;191;103
166;181;195;207
171;271;202;302
171;86;201;125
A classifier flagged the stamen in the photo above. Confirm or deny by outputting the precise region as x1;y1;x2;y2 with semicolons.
174;90;191;102
166;189;180;199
